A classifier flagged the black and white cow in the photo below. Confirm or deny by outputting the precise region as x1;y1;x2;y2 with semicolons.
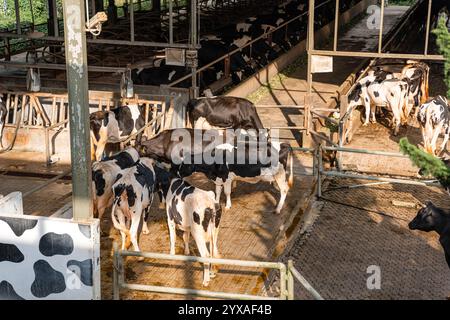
111;157;170;252
89;103;147;161
91;147;140;219
401;62;430;115
166;177;221;286
198;39;254;85
138;129;294;214
0;95;6;149
131;60;192;88
186;96;265;130
417;96;450;155
348;77;410;135
409;201;450;269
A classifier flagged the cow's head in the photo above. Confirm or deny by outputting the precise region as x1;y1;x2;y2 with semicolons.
409;201;447;233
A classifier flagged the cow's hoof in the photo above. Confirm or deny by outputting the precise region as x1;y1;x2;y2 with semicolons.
142;229;150;235
202;281;210;287
362;123;369;127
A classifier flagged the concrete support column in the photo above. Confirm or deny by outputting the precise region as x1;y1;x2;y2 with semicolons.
62;0;93;221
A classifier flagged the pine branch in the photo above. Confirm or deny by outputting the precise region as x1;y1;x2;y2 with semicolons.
399;138;450;188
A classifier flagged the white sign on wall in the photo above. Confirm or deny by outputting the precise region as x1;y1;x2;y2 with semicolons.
311;55;333;73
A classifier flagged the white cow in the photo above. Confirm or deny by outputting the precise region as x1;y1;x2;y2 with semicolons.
111;157;158;252
417;96;450;155
166;177;221;287
91;148;140;219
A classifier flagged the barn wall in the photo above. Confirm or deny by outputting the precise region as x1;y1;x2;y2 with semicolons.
225;0;378;98
0;211;100;300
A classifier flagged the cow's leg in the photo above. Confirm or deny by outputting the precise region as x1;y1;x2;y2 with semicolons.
183;229;191;255
370;104;377;124
431;122;444;156
191;230;211;287
116;209;129;250
142;207;150;235
215;178;223;204
274;169;289;214
128;205;142;255
439;127;450;155
95;141;107;161
224;178;233;209
390;103;402;136
167;218;176;255
363;101;371;126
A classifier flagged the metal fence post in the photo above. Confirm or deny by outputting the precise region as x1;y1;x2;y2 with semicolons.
113;242;120;300
287;260;294;300
279;263;287;300
317;144;323;198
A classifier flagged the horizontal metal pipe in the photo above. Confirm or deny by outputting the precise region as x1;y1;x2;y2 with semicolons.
256;105;305;109
268;126;306;130
310;49;444;61
22;169;71;198
322;171;441;187
291;147;315;152
120;283;280;300
120;250;284;269
0;32;197;49
0;60;126;73
322;146;408;158
289;265;324;300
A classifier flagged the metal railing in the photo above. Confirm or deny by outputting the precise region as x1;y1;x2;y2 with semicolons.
314;144;440;197
112;242;323;300
167;0;339;88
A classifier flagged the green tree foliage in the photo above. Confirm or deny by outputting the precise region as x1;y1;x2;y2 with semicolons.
433;15;450;97
399;138;450;187
0;0;50;29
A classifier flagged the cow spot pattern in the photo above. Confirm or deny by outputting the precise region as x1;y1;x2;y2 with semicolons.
0;217;38;236
0;243;24;263
0;281;25;300
67;259;93;286
39;232;74;257
31;260;66;298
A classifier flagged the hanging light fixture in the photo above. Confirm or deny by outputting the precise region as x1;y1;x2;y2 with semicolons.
26;68;41;92
120;67;134;98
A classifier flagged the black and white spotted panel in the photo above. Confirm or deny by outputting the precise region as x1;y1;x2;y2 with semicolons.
0;214;100;300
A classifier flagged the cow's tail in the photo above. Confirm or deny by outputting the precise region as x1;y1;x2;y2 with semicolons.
207;207;217;260
287;148;294;188
111;189;131;248
185;99;198;128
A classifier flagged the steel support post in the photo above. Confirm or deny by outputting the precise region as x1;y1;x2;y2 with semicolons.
424;0;432;55
63;0;93;221
14;0;20;34
190;0;199;98
306;0;315;137
377;0;385;54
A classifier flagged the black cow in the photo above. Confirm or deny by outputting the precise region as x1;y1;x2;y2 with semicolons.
0;95;6;149
138;129;294;214
186;96;265;130
409;201;450;268
131;60;192;88
90;103;147;161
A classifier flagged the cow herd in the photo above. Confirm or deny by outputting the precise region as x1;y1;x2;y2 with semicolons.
130;0;355;90
346;61;450;157
90;96;292;286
